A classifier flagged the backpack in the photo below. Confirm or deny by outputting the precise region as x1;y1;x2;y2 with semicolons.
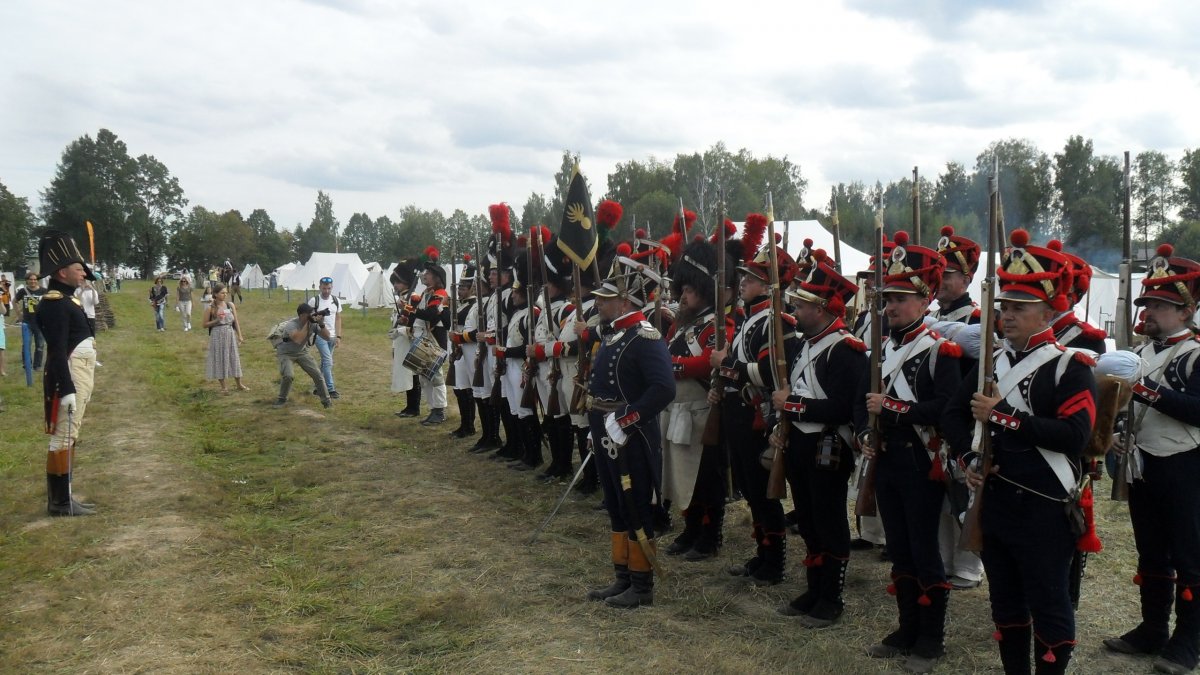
267;318;293;347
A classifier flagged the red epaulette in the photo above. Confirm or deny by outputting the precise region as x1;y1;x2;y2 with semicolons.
843;335;867;352
532;306;542;318
938;341;963;358
1072;351;1097;367
971;307;982;320
782;313;797;327
1078;321;1107;340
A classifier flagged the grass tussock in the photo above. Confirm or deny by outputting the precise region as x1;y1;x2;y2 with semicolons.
0;281;1156;673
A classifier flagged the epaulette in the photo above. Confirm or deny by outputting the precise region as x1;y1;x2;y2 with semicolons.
782;313;797;327
43;290;65;300
1078;321;1107;340
1072;351;1097;367
938;341;963;358
971;308;982;319
843;335;868;352
637;321;662;341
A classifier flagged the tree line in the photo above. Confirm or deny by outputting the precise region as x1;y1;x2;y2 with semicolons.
4;129;1200;277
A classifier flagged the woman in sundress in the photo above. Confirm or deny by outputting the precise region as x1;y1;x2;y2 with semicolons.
203;283;248;394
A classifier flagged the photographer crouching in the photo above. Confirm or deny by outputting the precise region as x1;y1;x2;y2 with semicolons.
273;303;333;409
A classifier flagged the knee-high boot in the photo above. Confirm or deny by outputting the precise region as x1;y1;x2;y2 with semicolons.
46;444;94;517
588;532;631;601
1105;572;1173;654
487;399;503;447
397;386;422;416
538;416;568;480
512;414;543;470
781;553;823;616
1157;580;1200;674
797;554;848;627
903;584;949;673
458;390;476;436
606;536;654;609
468;399;493;452
684;503;724;561
750;530;786;586
1033;637;1073;675
727;523;765;577
868;575;921;658
666;506;704;555
493;406;522;460
995;623;1032;675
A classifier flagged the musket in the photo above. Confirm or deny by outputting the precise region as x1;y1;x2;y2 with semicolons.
1114;150;1136;501
830;187;843;274
701;196;727;448
448;245;460;385
912;166;922;246
854;197;885;517
534;226;562;418
490;261;507;406
764;191;790;500
520;236;541;411
960;163;1001;552
568;263;590;414
472;239;487;388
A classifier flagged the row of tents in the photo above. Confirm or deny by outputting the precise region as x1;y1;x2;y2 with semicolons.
242;221;1138;347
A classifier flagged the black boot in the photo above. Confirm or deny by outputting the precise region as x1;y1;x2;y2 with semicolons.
780;554;823;616
486;398;504;448
511;415;543;470
1105;573;1174;655
666;507;703;555
996;624;1032;675
450;390;475;438
606;570;654;609
750;530;786;586
468;399;493;452
1156;581;1200;675
396;387;421;417
537;416;569;481
606;538;655;609
727;523;765;577
797;555;848;628
46;474;95;517
684;504;724;561
448;390;468;437
1033;639;1073;675
420;408;446;426
867;576;921;658
903;584;949;673
494;406;522;460
588;533;631;601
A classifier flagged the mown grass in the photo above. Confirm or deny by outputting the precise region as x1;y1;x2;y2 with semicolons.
0;280;1157;673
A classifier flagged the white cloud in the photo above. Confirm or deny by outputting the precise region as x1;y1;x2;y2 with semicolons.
1;0;1198;239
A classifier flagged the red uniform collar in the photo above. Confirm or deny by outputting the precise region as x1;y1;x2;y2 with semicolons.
1051;312;1079;333
807;318;847;344
746;297;772;315
892;319;929;345
1010;326;1058;353
611;311;647;332
1158;330;1194;346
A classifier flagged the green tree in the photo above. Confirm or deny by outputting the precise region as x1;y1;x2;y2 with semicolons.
341;212;381;262
1134;150;1175;244
624;190;679;242
40;129;139;266
127;154;187;278
383;206;445;260
296;191;339;261
1177;148;1200;222
247;208;289;271
519;192;552;231
976;138;1053;237
0;181;36;271
168;206;219;275
441;208;488;261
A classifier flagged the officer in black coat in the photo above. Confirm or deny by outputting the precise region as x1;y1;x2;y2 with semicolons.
942;229;1098;674
584;263;675;609
35;231;99;517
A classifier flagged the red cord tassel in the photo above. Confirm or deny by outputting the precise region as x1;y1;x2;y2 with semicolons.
1184;588;1194;602
886;583;897;596
1042;649;1056;663
918;594;931;607
993;630;1003;641
1134;574;1144;586
1076;485;1103;553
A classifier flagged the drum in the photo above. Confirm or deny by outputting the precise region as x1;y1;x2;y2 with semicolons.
403;334;448;380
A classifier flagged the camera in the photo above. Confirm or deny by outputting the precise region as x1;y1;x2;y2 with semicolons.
311;308;331;319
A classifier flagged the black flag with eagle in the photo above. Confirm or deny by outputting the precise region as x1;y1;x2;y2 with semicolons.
557;163;598;269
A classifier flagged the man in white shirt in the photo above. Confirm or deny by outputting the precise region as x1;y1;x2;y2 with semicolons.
309;277;343;399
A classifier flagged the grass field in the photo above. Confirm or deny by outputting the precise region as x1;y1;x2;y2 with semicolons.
0;282;1162;673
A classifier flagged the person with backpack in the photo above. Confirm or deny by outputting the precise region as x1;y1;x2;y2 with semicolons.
309;277;343;399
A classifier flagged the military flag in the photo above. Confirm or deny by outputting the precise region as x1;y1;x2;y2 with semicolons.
557;163;598;270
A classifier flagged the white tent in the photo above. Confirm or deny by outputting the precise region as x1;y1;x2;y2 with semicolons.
272;262;298;288
239;263;266;290
283;252;371;306
360;263;398;307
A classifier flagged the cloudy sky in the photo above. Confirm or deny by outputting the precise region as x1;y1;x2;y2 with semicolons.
2;0;1198;230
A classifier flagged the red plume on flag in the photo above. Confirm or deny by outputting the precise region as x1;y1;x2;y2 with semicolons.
489;203;512;245
742;213;767;261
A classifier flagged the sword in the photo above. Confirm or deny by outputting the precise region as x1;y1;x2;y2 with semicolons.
527;449;594;545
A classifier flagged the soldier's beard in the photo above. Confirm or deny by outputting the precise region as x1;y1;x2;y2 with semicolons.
674;303;711;327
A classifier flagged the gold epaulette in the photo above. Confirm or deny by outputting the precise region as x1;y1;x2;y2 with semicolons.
637;321;662;341
43;290;65;300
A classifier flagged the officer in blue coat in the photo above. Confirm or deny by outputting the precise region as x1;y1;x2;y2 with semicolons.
584;261;676;609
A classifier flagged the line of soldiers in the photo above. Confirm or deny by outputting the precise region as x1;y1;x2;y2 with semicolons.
389;199;1200;675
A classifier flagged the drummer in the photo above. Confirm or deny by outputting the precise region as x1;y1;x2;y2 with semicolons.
410;248;451;426
391;261;423;417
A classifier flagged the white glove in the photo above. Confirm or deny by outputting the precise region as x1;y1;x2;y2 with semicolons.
1096;350;1145;383
604;412;628;447
60;393;77;414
